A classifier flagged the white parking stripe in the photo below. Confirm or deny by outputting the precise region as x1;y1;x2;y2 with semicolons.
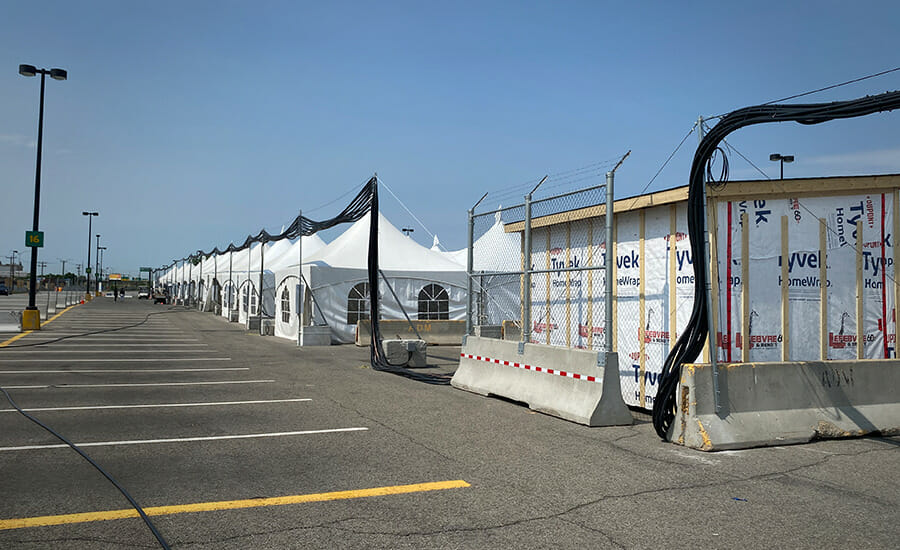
0;344;209;348
0;350;212;354
0;427;369;451
0;398;312;413
3;380;274;389
0;352;209;361
0;368;249;374
0;358;231;362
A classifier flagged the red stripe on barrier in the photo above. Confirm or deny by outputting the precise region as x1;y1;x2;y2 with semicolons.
460;352;601;383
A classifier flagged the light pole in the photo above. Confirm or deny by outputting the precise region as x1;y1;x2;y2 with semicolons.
58;258;69;288
95;234;101;295
769;153;794;180
19;64;67;330
82;212;98;299
98;246;107;293
7;251;18;291
402;227;414;237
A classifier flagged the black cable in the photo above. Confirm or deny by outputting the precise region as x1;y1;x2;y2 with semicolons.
0;387;170;548
0;306;189;350
367;182;452;385
0;307;182;547
652;89;900;440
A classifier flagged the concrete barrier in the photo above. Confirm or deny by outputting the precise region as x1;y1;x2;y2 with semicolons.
501;320;521;341
356;320;466;346
670;360;900;451
299;325;331;346
452;336;633;427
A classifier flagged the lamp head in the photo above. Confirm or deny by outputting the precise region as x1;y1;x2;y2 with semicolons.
782;155;795;163
49;68;67;81
18;64;37;77
769;153;782;161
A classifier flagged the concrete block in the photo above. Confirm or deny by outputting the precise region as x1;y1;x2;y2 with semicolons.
299;325;331;346
356;320;465;346
383;339;427;367
501;321;521;342
452;336;633;427
260;319;275;336
247;316;261;331
670;360;900;451
474;325;502;339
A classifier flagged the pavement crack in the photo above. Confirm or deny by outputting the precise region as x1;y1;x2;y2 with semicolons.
323;396;459;463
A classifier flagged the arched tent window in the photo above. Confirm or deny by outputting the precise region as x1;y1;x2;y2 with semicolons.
242;284;250;313
347;282;370;325
418;284;449;320
281;286;291;323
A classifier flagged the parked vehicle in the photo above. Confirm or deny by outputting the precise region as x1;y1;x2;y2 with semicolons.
0;283;8;296
137;288;151;299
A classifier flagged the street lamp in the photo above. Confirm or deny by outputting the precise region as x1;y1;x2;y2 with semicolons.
82;212;98;299
98;246;107;290
19;64;67;330
402;227;414;237
95;234;102;294
769;153;794;180
7;250;18;291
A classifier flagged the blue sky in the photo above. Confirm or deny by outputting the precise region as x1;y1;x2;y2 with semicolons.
2;1;899;277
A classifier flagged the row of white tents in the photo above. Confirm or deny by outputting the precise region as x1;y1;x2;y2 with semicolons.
159;212;519;344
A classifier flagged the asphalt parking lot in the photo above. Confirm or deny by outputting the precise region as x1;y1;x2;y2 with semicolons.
0;297;897;549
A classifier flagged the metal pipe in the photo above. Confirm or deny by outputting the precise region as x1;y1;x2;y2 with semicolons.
522;192;533;345
466;207;475;335
604;170;615;355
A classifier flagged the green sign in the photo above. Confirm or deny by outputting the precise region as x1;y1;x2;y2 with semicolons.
140;267;152;272
85;267;92;274
25;231;44;248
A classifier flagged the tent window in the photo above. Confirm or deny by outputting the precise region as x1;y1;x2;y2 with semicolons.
347;282;370;325
281;286;291;323
242;285;249;313
418;284;449;320
225;284;235;308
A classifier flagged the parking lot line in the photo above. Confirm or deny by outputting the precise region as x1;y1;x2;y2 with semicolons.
2;380;275;390
0;480;470;531
0;398;312;413
0;368;249;374
0;350;213;354
0;306;77;348
0;358;232;362
0;426;369;452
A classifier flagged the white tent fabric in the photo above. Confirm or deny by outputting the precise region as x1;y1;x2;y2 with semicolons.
274;213;467;343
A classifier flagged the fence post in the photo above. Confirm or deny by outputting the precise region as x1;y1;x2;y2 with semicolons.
604;171;615;357
466;208;475;336
522;193;533;348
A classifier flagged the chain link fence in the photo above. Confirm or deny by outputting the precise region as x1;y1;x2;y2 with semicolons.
467;184;611;351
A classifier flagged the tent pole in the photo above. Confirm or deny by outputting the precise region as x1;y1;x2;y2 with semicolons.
297;210;303;347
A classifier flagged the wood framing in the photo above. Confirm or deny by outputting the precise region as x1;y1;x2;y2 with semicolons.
857;219;864;361
781;216;790;361
820;219;828;360
638;209;647;405
669;205;677;343
741;212;750;363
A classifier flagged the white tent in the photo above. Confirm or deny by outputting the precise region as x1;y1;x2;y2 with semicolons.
274;212;467;343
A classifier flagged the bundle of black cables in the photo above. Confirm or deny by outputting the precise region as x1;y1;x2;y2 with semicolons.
175;176;451;385
652;90;900;440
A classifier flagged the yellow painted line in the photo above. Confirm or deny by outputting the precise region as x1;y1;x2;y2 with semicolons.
0;480;470;531
0;304;76;348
